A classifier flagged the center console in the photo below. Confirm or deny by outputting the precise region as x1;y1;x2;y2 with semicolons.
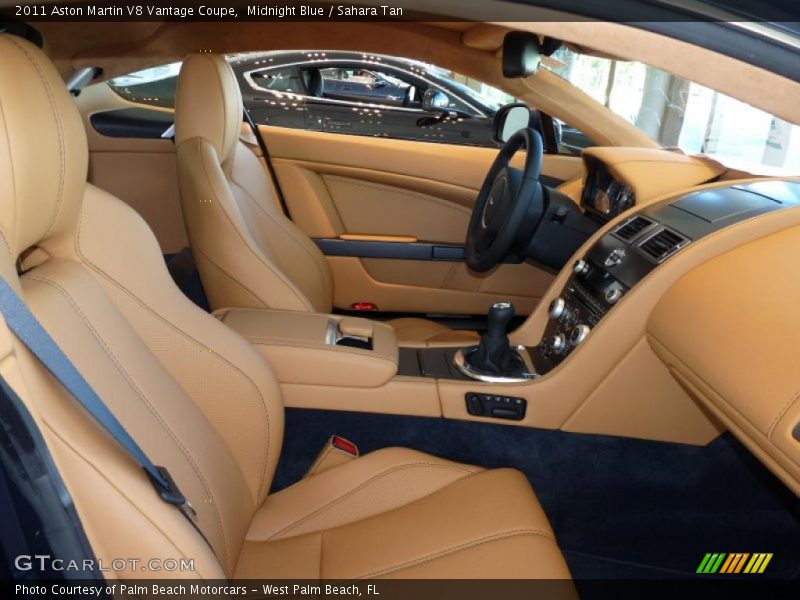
400;180;800;387
216;308;399;387
215;179;800;442
533;180;800;374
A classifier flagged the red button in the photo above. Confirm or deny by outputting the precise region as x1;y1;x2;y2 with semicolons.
351;302;377;311
331;435;358;456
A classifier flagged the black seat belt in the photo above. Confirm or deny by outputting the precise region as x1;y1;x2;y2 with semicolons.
0;275;209;544
242;108;293;219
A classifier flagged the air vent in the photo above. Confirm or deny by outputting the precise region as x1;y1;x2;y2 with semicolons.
613;215;655;241
638;228;689;263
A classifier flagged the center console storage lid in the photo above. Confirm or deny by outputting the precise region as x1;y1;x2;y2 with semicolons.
216;308;398;387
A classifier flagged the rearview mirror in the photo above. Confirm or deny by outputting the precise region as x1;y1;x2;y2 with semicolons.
492;103;533;143
502;31;542;78
422;89;450;112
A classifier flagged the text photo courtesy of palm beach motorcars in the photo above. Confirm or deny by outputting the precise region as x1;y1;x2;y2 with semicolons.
0;0;798;598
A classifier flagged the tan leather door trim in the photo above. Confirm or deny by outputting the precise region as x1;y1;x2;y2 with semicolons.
76;83;187;254
260;126;569;314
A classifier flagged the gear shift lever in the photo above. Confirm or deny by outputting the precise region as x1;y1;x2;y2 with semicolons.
466;302;525;376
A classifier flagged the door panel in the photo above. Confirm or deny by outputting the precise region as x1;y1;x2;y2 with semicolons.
75;84;187;254
263;125;584;315
324;174;471;244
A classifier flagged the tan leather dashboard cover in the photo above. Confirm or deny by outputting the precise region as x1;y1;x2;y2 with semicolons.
647;225;800;495
582;147;725;206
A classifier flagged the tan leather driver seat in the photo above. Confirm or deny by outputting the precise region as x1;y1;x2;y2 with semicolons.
174;53;480;346
0;36;570;580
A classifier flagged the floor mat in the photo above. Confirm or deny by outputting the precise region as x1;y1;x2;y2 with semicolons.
272;408;800;579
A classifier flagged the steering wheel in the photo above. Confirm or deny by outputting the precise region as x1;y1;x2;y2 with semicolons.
465;128;545;272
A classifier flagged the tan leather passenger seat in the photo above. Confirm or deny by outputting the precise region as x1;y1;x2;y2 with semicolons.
174;52;480;346
0;36;570;580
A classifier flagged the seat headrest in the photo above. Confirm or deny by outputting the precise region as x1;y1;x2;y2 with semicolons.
175;53;243;164
0;35;88;258
306;68;324;98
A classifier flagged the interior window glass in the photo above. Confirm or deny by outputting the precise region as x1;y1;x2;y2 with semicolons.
250;67;303;93
317;67;416;108
547;46;800;173
107;62;181;108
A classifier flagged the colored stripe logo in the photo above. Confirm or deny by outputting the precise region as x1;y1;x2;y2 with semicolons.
697;553;773;574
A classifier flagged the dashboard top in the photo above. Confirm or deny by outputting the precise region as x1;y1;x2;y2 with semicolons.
578;147;728;222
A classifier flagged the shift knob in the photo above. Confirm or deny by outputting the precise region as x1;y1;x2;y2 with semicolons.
465;302;521;376
486;302;515;339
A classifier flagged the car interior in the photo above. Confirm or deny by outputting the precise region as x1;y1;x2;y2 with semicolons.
0;8;799;587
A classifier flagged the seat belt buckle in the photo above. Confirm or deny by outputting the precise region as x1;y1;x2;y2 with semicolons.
305;435;359;478
147;465;197;521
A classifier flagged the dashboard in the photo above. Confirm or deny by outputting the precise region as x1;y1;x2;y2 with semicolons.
531;178;800;494
535;179;800;374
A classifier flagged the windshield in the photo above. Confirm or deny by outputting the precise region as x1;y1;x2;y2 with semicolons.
546;46;800;174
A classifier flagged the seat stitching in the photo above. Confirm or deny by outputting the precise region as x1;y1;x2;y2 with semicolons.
229;170;330;306
767;388;800;438
354;529;555;579
74;203;272;504
205;54;234;162
187;138;315;312
8;37;65;238
267;462;476;541
21;273;230;568
0;91;17;255
245;341;397;370
42;423;205;572
193;245;270;309
318;530;325;580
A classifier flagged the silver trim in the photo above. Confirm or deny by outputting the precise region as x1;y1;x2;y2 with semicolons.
160;124;175;139
66;67;99;94
453;345;538;383
653;1;800;52
603;248;626;268
550;334;566;354
726;21;800;53
572;259;589;274
570;325;591;346
548;297;565;319
325;319;370;347
324;319;339;345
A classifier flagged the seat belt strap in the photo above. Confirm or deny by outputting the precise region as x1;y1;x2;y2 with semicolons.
0;276;202;531
242;107;293;219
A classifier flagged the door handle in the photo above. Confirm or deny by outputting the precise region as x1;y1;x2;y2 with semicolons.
325;119;352;128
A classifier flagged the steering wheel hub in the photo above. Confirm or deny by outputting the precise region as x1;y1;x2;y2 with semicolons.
465;128;545;272
481;173;510;229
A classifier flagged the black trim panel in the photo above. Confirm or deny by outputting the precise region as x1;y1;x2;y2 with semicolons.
89;108;173;139
314;238;467;261
540;174;566;188
397;347;471;380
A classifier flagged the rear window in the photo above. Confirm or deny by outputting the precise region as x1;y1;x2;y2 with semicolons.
107;62;181;108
